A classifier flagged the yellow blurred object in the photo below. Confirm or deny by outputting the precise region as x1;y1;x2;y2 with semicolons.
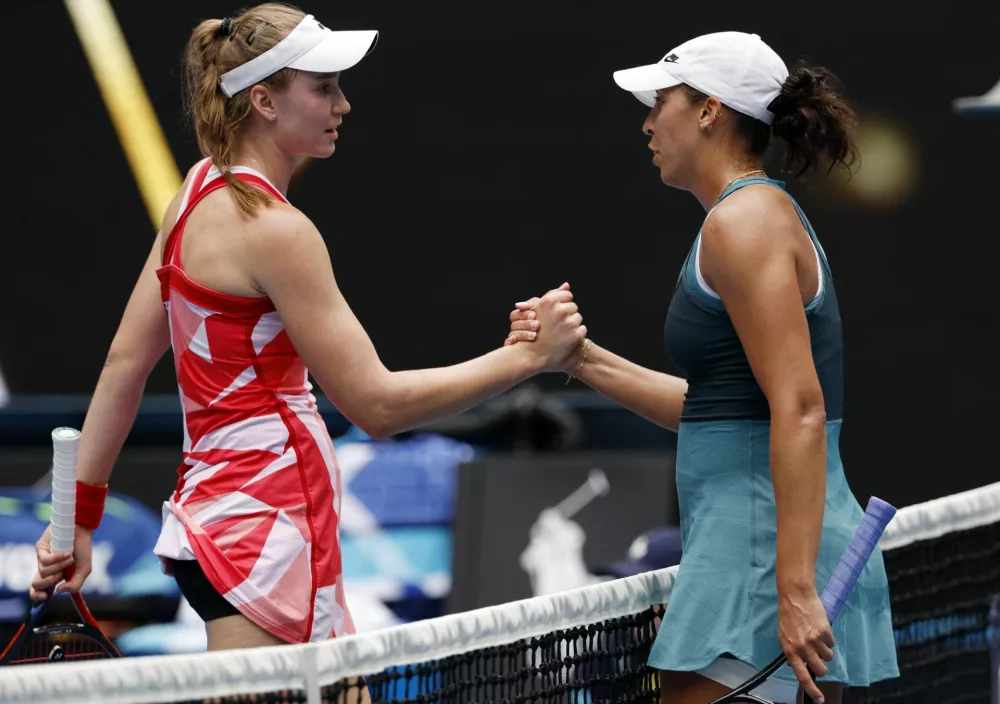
839;118;919;208
64;0;182;229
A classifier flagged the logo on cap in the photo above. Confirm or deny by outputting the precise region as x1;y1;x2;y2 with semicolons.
662;53;680;63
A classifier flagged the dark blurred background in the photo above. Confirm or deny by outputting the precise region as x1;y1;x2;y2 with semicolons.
8;1;996;506
2;0;998;669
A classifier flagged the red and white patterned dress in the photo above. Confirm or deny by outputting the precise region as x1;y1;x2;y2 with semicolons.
153;158;354;644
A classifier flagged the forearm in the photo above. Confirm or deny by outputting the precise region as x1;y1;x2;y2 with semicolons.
76;361;148;486
771;408;827;592
576;342;687;432
373;345;540;437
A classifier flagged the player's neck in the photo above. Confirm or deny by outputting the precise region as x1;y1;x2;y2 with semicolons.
228;142;300;196
691;152;766;211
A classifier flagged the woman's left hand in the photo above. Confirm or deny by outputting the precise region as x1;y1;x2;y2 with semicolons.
778;585;835;703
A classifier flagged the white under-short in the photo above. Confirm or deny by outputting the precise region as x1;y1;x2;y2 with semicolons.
696;655;799;703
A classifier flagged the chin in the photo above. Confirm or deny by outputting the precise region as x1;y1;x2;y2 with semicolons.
308;144;337;159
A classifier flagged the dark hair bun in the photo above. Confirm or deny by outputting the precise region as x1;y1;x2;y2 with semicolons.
771;64;858;178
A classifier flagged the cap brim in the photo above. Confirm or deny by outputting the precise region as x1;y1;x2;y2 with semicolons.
613;64;682;107
953;81;1000;114
288;29;379;74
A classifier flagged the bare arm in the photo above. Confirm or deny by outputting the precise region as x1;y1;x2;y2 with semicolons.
75;229;172;487
701;188;826;593
573;343;687;432
250;207;585;438
700;185;832;694
505;306;687;432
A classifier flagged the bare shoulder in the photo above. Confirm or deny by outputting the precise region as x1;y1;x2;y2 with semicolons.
701;184;801;261
243;201;333;290
246;201;324;250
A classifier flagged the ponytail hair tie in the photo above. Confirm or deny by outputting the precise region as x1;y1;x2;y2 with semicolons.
767;94;794;118
219;17;235;38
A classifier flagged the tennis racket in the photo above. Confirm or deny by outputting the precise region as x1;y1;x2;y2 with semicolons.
711;496;898;704
0;428;120;665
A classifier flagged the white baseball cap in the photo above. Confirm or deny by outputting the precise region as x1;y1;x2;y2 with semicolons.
613;31;789;125
220;15;378;98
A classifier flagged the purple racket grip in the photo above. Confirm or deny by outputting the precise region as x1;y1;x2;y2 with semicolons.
819;497;897;624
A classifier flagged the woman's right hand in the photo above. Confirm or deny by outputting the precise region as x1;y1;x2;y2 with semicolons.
779;584;836;702
514;283;586;372
31;524;93;601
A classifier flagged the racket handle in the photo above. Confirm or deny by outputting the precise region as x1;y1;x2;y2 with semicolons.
820;497;897;624
50;427;81;553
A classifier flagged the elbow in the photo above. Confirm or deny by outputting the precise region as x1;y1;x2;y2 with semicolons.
340;403;393;439
772;394;827;429
357;414;393;440
798;403;827;427
101;346;149;386
318;368;399;439
349;382;398;440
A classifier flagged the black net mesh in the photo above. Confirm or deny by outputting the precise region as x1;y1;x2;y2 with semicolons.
846;519;1000;704
170;609;662;704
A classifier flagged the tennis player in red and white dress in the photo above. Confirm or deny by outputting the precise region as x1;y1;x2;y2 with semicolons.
30;5;587;651
153;158;355;643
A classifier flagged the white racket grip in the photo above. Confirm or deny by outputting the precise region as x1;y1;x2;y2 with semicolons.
50;427;81;553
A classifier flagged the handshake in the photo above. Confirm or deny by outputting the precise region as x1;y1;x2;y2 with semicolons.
502;282;588;374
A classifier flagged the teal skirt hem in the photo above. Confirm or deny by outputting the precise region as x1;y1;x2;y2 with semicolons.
648;419;899;686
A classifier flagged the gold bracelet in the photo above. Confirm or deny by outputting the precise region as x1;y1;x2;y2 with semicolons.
565;338;591;385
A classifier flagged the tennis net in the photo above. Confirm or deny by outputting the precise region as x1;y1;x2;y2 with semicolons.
846;481;1000;704
0;482;997;704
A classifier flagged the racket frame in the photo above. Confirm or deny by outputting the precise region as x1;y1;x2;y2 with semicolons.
0;588;120;664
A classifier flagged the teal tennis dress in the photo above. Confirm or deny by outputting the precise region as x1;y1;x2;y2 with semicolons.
648;177;899;687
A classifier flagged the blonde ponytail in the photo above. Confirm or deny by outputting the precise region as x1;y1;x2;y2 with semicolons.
182;4;306;216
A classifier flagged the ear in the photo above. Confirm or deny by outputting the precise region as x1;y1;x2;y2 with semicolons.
701;96;724;120
699;95;725;131
248;84;277;122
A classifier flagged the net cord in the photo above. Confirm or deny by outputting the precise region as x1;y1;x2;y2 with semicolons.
879;481;1000;551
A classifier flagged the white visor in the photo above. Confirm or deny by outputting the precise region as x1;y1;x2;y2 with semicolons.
219;15;378;98
612;63;683;108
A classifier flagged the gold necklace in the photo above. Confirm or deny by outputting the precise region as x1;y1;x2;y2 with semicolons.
722;169;766;193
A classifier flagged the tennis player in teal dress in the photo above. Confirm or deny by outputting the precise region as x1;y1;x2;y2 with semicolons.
506;32;898;704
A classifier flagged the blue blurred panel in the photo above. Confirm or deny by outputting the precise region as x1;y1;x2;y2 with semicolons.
115;623;207;656
342;434;474;527
341;526;452;600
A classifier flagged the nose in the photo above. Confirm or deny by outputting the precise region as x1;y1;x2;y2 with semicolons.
334;91;351;116
642;112;655;137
